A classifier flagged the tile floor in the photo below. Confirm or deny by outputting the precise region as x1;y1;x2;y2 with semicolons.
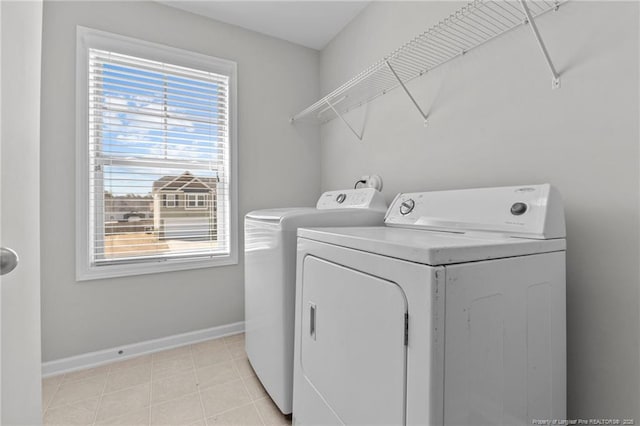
41;333;291;426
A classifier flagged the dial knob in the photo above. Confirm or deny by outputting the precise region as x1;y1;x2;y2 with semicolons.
510;202;528;216
336;193;347;204
399;199;415;215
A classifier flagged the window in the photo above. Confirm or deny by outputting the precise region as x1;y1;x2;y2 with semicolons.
76;27;237;280
186;193;207;209
164;194;177;208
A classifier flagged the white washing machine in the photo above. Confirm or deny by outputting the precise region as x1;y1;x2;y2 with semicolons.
293;184;566;426
245;188;387;414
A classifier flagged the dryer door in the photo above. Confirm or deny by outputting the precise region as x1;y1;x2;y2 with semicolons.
299;256;407;425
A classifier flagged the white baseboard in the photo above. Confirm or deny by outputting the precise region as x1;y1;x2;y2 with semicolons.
42;321;244;378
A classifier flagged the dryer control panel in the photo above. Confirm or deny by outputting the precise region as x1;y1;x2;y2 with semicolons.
316;188;387;212
385;184;565;240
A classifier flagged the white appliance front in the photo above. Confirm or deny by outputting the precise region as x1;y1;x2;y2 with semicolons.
294;238;445;425
244;188;387;414
293;184;566;426
300;256;407;425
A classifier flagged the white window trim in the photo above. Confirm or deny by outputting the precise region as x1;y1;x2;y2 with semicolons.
165;193;177;209
75;26;238;281
185;193;208;210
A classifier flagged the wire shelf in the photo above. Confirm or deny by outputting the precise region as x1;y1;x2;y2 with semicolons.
290;0;566;133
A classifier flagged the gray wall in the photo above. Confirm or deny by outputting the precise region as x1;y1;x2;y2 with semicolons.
319;1;639;420
40;1;320;361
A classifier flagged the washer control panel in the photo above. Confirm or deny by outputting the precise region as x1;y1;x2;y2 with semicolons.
316;188;387;212
385;184;565;239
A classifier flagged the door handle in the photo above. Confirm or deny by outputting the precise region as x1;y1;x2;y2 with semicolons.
309;303;316;341
0;247;19;276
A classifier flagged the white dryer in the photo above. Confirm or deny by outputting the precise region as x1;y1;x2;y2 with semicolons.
293;184;566;426
245;188;387;414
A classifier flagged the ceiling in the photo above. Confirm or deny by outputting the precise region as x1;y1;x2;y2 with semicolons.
159;1;370;50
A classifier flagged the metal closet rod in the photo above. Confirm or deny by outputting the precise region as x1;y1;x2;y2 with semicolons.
290;0;565;139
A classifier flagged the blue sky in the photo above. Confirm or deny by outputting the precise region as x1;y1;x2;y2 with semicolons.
95;58;224;196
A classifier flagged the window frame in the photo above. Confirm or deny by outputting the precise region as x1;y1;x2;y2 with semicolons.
76;26;238;281
164;193;177;209
186;193;208;210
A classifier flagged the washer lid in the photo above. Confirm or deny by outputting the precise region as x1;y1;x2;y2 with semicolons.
245;187;388;226
246;208;385;230
298;226;566;265
246;207;317;221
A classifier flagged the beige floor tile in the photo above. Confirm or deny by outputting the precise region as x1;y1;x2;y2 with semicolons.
225;342;246;360
150;393;203;425
254;398;290;426
192;345;232;369
196;360;240;390
104;363;152;393
43;375;65;388
153;353;194;379
241;375;268;401
152;345;192;362
109;354;152;372
64;364;111;383
192;339;227;352
222;333;245;345
41;337;266;426
232;357;256;379
95;407;149;426
96;383;150;422
200;379;251;418
42;379;62;411
49;375;106;408
152;370;198;405
43;397;99;426
206;402;263;426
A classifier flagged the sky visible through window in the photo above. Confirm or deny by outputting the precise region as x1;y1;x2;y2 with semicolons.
94;51;223;196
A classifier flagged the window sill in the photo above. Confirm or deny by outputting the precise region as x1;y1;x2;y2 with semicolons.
76;254;237;281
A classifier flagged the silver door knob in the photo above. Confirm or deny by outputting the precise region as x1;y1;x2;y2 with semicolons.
0;247;19;276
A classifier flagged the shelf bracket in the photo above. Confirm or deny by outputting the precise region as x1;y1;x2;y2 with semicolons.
324;98;363;141
519;0;561;89
386;61;429;124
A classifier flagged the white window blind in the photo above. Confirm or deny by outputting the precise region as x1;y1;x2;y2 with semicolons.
86;46;232;269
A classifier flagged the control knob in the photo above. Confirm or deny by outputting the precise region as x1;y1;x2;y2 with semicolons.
336;193;347;204
510;202;528;216
399;199;415;215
